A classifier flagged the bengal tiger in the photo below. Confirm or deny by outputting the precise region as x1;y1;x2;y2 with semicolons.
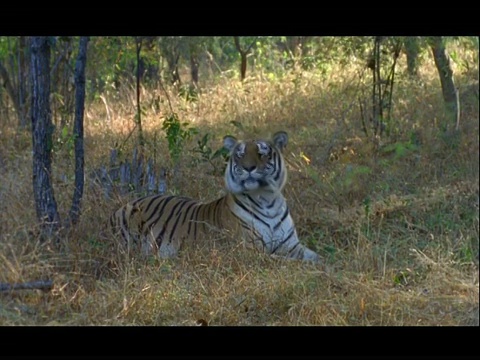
110;131;321;263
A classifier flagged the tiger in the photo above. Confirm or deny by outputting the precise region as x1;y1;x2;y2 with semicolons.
109;131;321;263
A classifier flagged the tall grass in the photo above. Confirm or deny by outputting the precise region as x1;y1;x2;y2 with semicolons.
0;53;478;326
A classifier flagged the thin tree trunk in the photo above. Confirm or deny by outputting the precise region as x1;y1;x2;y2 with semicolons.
234;36;247;81
166;51;181;85
234;37;257;82
190;53;199;86
68;36;89;225
133;37;146;193
60;39;73;128
371;37;383;136
31;36;60;237
404;36;420;77
240;53;247;81
17;36;29;129
286;36;301;58
430;36;460;131
374;36;383;128
172;54;181;85
0;37;29;129
285;36;303;68
135;38;145;144
0;60;21;124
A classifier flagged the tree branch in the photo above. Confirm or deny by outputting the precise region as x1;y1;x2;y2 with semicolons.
0;280;53;292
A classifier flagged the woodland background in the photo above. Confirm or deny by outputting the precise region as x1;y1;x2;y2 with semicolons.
0;36;478;327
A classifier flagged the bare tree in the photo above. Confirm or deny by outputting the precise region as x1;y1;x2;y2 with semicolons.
68;36;89;225
31;36;60;237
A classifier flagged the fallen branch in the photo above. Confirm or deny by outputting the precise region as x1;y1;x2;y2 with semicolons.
0;280;53;292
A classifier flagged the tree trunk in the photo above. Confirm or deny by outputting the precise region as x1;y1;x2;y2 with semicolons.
286;36;301;57
234;37;246;81
17;36;29;129
371;37;383;136
0;37;30;129
135;37;145;150
234;37;257;82
240;53;247;81
404;36;420;77
0;60;21;125
285;36;304;68
166;52;181;85
430;36;460;131
31;36;60;237
172;55;181;85
68;37;89;225
57;38;74;128
190;52;199;86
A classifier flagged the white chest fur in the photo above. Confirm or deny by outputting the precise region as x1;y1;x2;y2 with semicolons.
230;192;297;253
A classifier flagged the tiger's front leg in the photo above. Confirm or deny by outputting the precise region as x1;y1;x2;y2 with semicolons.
280;244;321;263
296;246;322;263
270;231;322;263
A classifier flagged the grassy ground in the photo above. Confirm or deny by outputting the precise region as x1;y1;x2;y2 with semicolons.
0;54;478;326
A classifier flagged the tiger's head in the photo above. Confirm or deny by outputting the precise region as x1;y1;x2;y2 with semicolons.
223;131;288;194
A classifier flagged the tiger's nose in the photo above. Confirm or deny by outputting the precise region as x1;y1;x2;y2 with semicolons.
244;165;256;172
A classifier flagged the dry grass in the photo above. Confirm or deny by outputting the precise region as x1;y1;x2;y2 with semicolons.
0;55;478;326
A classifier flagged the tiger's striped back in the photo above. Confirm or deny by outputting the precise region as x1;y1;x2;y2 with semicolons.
110;131;321;262
110;194;230;257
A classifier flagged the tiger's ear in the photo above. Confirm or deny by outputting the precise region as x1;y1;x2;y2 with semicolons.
223;135;238;151
272;131;288;150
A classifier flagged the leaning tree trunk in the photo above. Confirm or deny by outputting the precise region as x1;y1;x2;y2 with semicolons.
31;36;60;237
429;36;460;132
68;36;89;225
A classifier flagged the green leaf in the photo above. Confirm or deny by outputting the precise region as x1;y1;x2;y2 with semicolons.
212;147;230;160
